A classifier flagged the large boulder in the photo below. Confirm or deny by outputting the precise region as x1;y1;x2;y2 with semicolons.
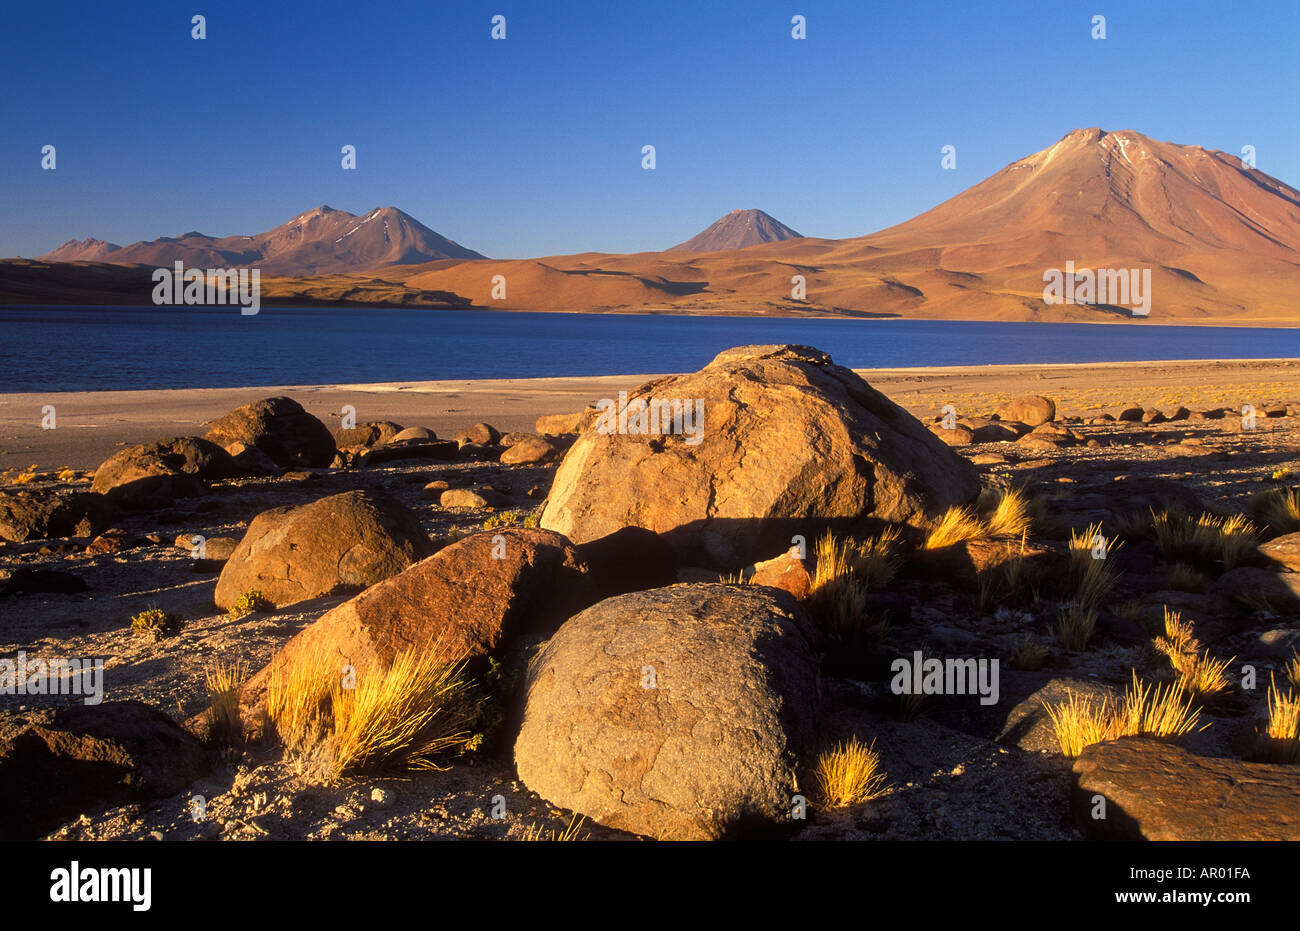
1072;737;1300;840
514;583;820;840
500;436;559;465
204;397;335;468
90;436;242;506
539;345;980;569
213;490;432;610
233;529;594;721
1258;532;1300;573
1214;567;1300;613
333;421;403;449
996;395;1056;427
0;702;214;840
0;490;109;542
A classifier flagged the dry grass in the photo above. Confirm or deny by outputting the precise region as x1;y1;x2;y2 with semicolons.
1068;522;1122;611
809;531;870;635
1152;608;1234;699
266;640;482;783
1250;486;1300;535
924;505;986;549
852;526;903;589
1286;650;1300;688
986;488;1033;538
1260;675;1300;764
520;814;589;841
1012;632;1049;671
1054;602;1097;652
1151;509;1258;571
814;737;890;807
1043;671;1204;757
204;661;249;748
1165;563;1207;593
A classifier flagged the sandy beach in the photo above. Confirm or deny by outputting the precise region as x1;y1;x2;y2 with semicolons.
3;358;1297;470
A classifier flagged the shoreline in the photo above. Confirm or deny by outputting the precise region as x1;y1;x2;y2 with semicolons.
3;358;1298;471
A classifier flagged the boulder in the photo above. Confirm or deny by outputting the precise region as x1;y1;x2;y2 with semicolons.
389;426;437;443
536;412;589;436
91;436;241;505
1213;567;1300;613
1257;532;1300;573
224;441;279;476
213;490;431;610
204;397;335;468
996;396;1055;427
997;678;1117;753
455;423;501;446
514;583;820;840
0;702;214;840
745;548;812;600
574;526;679;600
500;436;559;465
540;345;980;569
440;488;490;509
360;439;460;465
1117;405;1145;422
235;529;594;717
0;490;109;542
972;422;1024;443
0;568;88;596
929;423;975;446
916;538;1060;592
333;421;403;448
1072;737;1300;840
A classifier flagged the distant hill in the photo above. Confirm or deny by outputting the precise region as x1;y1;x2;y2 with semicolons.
35;206;486;275
669;209;803;252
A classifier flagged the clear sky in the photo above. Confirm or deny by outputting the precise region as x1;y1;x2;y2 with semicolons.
2;0;1296;259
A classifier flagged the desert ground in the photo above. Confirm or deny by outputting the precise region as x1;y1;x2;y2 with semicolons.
1;351;1298;841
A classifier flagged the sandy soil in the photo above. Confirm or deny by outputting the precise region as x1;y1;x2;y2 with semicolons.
3;358;1298;471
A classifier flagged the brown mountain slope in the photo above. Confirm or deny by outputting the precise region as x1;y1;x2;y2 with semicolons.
392;129;1300;324
39;238;121;262
668;208;803;252
34;206;486;275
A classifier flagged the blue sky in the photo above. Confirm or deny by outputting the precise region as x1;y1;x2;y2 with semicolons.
2;0;1296;259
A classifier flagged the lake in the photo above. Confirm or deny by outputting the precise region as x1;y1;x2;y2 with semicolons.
2;306;1299;392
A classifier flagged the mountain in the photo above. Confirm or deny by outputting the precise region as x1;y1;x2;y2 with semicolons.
34;206;486;274
669;208;803;252
39;238;121;262
393;128;1299;323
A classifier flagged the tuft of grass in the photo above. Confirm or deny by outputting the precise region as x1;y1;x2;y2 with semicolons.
1259;675;1300;764
986;488;1033;538
852;526;902;590
1152;608;1233;699
1250;486;1300;535
482;509;522;530
1286;650;1300;688
520;814;588;841
1044;671;1205;757
204;661;249;748
57;467;78;483
1054;603;1097;652
131;607;182;640
266;641;482;782
228;589;273;619
1165;562;1207;592
11;464;39;485
1068;522;1122;611
1151;509;1258;571
1012;632;1050;671
809;532;869;635
814;737;889;807
924;505;986;549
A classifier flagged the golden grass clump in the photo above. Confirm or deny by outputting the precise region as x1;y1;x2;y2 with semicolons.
814;737;890;807
1043;671;1204;757
1151;509;1258;570
520;814;589;841
924;505;986;549
809;531;871;635
266;640;482;782
204;661;249;748
1286;650;1300;688
1153;608;1233;699
1261;675;1300;764
986;488;1033;538
852;526;903;590
1165;563;1207;593
1250;486;1300;535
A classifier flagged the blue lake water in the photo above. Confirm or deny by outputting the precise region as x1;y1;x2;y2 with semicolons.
2;306;1299;392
